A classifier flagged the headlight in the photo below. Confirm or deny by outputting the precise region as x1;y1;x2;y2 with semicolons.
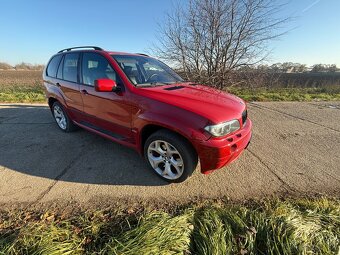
204;119;240;137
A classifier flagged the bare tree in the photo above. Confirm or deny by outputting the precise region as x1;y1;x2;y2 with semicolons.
154;0;289;89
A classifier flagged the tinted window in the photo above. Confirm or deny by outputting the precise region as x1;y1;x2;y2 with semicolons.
63;53;79;83
46;55;62;78
82;53;117;86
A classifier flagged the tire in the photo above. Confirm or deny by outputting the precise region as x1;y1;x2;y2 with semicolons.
144;129;198;183
51;101;78;132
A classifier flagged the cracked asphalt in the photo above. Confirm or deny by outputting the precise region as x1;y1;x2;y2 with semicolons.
0;101;339;205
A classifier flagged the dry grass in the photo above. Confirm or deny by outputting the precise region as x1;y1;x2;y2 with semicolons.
0;197;339;255
0;70;42;87
0;70;45;103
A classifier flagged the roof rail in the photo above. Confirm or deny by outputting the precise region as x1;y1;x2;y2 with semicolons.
136;53;149;57
58;46;104;53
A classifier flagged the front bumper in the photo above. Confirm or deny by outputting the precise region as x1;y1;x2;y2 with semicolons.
193;118;252;174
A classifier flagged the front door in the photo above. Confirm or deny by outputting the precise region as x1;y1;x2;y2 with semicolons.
79;52;132;142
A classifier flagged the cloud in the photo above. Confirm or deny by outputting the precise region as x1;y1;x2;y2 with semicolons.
302;0;322;13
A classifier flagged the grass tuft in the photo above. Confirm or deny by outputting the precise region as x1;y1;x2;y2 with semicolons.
0;198;339;254
1;220;83;255
104;211;193;255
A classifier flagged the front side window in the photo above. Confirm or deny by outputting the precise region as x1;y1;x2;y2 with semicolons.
82;53;117;86
63;53;79;83
46;55;62;78
112;55;183;86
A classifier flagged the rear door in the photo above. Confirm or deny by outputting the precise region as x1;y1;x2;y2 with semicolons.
79;52;133;142
56;52;83;120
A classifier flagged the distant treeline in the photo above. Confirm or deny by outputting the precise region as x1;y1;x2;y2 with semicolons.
0;62;44;71
1;61;339;73
254;63;339;73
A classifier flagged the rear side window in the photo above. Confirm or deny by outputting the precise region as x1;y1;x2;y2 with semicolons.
46;55;62;78
63;53;79;83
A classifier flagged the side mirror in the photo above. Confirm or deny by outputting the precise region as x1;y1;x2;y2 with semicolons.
94;79;118;92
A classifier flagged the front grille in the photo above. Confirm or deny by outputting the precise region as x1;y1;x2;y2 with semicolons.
242;110;247;126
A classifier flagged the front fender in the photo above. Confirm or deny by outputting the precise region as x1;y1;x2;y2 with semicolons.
133;106;210;154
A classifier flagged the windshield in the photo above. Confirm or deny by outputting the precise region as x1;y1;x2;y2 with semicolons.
111;55;183;86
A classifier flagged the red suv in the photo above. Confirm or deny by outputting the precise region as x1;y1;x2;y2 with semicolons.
43;46;252;182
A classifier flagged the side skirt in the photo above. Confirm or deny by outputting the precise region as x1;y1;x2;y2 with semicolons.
73;120;137;151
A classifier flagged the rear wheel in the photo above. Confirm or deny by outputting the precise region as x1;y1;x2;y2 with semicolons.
144;130;198;183
52;101;77;132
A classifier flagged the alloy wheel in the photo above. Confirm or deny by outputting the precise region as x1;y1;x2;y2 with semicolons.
53;105;67;130
147;140;184;180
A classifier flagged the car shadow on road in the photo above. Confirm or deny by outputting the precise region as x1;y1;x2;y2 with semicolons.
0;105;168;186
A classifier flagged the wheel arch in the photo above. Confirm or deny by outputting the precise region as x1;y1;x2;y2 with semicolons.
48;97;58;109
139;124;198;159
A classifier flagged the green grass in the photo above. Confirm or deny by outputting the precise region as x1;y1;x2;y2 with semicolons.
0;85;45;103
229;87;340;102
1;197;339;254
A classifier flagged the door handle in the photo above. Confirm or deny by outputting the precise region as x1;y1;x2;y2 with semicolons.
81;89;89;95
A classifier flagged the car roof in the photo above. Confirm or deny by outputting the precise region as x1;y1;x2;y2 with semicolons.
56;46;148;57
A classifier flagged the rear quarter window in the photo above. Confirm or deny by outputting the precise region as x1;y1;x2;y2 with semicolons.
46;55;62;78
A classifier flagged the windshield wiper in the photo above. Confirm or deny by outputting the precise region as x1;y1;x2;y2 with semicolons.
136;82;170;87
165;81;182;84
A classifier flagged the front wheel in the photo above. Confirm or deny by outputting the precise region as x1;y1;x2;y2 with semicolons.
144;130;198;183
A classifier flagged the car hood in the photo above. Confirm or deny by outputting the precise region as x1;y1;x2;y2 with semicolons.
138;83;246;124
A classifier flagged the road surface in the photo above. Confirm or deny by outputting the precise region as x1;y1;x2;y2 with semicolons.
0;101;339;205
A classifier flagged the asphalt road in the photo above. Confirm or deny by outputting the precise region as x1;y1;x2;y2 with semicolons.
0;101;339;205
